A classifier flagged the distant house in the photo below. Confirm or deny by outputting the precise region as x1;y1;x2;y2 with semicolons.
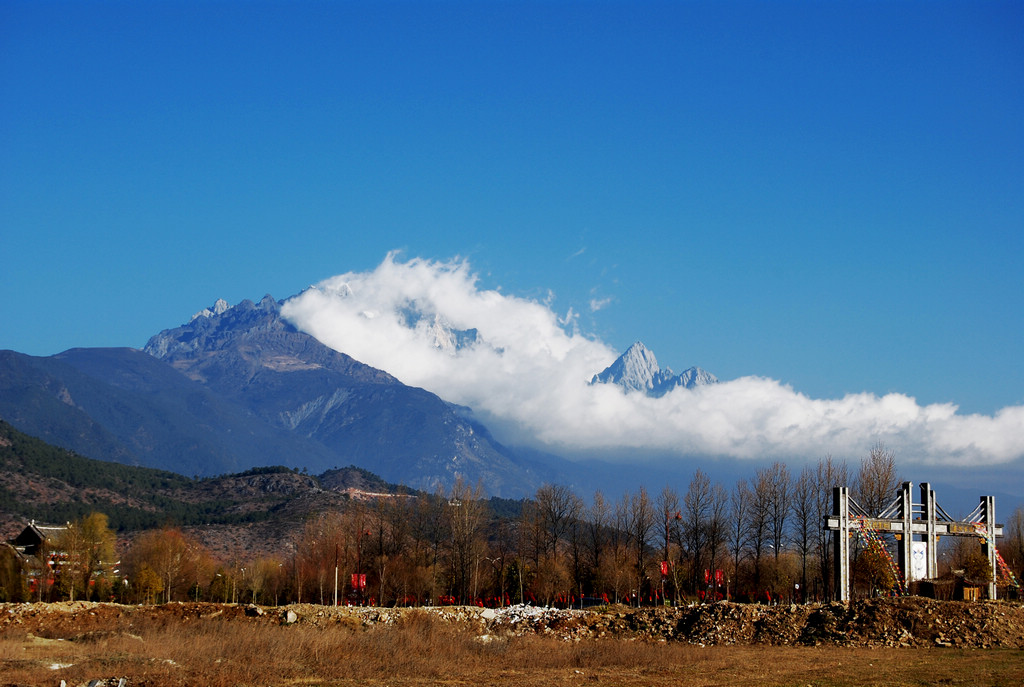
5;521;69;598
9;521;67;559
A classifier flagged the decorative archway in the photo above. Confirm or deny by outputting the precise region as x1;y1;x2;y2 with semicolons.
825;482;1012;602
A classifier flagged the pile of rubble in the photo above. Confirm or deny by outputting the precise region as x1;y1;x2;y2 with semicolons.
3;597;1023;648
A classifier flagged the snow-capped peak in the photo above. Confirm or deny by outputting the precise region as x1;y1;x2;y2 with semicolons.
591;341;670;392
590;342;717;396
190;298;231;322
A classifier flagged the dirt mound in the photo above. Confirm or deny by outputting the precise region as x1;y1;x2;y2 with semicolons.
2;598;1023;649
588;598;1024;647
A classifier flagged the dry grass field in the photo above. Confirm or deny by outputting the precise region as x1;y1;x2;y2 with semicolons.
1;603;1022;687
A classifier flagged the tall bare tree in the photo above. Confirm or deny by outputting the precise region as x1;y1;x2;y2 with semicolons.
656;486;682;601
683;469;712;593
706;482;729;586
535;483;576;563
749;468;774;589
587;490;610;578
766;461;792;563
791;465;816;600
656;486;681;565
564;490;586;605
626;487;655;605
999;506;1024;583
729;478;752;589
408;487;449;603
445;478;487;604
855;442;899;515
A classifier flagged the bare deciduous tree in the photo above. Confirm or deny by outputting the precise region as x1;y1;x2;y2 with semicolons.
445;478;487;604
706;482;729;584
748;467;777;590
683;470;711;593
535;483;576;563
855;442;899;515
791;465;815;600
564;490;586;605
587;490;609;576
656;486;682;601
656;486;681;565
626;487;655;605
729;479;751;587
766;461;791;563
999;506;1024;583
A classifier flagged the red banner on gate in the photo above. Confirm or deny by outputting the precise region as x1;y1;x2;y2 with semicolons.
351;573;366;590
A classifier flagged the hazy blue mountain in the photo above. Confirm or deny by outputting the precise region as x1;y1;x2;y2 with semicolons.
0;297;552;497
0;346;333;478
141;296;551;496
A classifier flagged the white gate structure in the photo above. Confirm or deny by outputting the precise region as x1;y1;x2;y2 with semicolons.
826;482;1012;602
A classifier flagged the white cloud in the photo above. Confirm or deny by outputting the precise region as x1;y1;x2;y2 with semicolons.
281;253;1024;469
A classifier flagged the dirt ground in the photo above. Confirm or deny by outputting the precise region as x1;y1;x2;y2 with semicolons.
1;598;1023;686
7;596;1020;647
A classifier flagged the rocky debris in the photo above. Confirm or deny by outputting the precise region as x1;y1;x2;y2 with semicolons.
2;598;1023;648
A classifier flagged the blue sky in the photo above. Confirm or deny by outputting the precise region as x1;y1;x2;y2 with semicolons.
3;0;1022;422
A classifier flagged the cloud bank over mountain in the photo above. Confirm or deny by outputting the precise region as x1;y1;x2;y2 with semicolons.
281;254;1024;469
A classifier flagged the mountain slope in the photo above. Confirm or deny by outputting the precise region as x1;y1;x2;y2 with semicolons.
143;296;548;496
0;296;551;496
0;346;334;478
0;350;136;465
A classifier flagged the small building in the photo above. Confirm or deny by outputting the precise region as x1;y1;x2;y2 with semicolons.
9;521;68;558
5;521;69;599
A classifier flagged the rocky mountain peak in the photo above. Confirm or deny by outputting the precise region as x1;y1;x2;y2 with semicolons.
591;341;668;393
145;296;289;360
591;342;717;397
190;298;231;322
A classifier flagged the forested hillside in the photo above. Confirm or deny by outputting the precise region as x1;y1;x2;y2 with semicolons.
0;420;369;533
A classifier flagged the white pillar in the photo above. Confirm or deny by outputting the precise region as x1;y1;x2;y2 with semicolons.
833;487;851;602
982;496;997;600
898;482;913;587
921;483;938;579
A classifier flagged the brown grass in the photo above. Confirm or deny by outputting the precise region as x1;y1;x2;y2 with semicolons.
1;612;1022;687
